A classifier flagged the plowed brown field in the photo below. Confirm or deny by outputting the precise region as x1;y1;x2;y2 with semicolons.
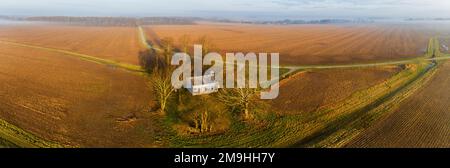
347;61;450;148
0;43;162;147
0;25;143;65
271;67;401;114
147;24;430;65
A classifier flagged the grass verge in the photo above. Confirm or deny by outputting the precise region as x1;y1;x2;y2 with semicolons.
0;118;63;148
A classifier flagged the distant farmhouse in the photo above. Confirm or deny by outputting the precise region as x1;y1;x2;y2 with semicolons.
184;71;219;95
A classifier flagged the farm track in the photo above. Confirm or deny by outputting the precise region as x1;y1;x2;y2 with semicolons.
138;26;160;52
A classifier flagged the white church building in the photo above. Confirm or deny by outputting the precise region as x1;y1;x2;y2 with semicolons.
184;71;219;95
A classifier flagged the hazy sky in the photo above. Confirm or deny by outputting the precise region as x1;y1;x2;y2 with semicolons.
1;0;450;19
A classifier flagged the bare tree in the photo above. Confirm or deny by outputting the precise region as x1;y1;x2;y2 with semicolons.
151;69;176;115
159;37;174;67
200;108;211;132
197;35;214;55
216;88;260;120
192;108;212;133
179;34;191;54
151;37;176;115
138;49;158;73
175;35;192;105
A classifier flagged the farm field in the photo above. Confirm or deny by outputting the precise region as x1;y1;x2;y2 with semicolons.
272;67;401;114
0;20;447;148
0;25;143;65
146;23;430;65
346;61;450;148
0;43;164;147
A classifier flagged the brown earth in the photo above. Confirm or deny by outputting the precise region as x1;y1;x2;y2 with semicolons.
146;23;430;65
346;61;450;148
0;43;162;147
271;67;401;114
0;25;143;65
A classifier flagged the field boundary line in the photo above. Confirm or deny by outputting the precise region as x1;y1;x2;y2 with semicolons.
286;56;450;70
138;26;161;51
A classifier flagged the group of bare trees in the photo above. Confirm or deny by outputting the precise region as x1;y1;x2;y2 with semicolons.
145;37;176;115
216;88;260;120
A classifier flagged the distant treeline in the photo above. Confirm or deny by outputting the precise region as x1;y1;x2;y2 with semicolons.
209;18;375;25
0;15;377;26
406;18;450;21
0;16;197;26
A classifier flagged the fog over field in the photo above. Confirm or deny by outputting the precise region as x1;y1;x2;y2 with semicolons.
1;0;450;20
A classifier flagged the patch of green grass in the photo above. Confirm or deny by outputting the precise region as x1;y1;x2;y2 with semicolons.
0;137;19;148
0;118;63;148
278;67;291;77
